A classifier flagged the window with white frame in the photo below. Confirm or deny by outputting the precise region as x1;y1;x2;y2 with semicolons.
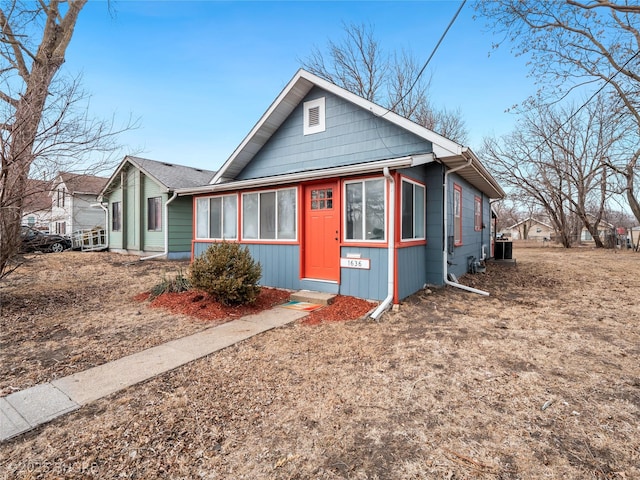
303;97;326;135
345;178;385;241
147;196;162;231
242;188;296;240
401;178;426;240
474;195;482;231
196;194;238;240
454;184;462;246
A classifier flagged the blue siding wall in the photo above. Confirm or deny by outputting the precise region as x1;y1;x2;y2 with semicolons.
446;174;491;280
193;242;301;291
397;246;427;300
237;87;433;180
423;163;445;285
339;247;388;300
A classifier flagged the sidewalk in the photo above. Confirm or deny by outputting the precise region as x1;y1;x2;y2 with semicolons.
0;306;309;442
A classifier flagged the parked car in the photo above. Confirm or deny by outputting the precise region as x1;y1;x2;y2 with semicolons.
20;226;71;253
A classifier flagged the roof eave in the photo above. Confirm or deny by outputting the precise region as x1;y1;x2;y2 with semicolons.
178;155;434;196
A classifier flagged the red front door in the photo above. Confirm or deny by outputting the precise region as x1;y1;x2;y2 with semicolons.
304;182;340;281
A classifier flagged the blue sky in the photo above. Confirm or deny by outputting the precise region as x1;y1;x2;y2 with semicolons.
63;0;536;172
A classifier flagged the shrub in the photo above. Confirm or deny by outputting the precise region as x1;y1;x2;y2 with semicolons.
149;268;192;299
190;242;262;305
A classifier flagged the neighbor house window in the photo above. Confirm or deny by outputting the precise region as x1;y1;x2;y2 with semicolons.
303;97;326;135
454;184;462;246
345;178;385;241
401;179;426;241
55;222;66;235
112;202;122;232
147;196;162;231
474;195;482;231
242;188;296;240
196;194;238;240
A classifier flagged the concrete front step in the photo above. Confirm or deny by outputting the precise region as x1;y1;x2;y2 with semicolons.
290;290;336;306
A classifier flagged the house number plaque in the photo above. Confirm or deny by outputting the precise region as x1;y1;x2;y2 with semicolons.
340;257;371;269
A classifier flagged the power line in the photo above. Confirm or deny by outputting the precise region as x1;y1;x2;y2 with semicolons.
381;0;467;118
529;49;640;155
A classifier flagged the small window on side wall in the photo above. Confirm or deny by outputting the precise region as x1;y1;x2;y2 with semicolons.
112;202;122;232
474;195;482;231
147;197;162;231
454;184;462;246
303;97;326;135
401;179;426;241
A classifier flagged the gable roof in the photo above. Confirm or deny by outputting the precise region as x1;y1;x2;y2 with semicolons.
505;217;555;230
207;69;504;199
101;156;216;196
57;172;108;195
23;179;52;213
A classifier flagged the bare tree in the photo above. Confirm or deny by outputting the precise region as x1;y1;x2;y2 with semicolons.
301;23;469;144
476;0;640;224
0;1;131;279
482;95;624;247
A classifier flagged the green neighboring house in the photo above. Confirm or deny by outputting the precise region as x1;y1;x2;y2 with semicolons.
100;156;215;259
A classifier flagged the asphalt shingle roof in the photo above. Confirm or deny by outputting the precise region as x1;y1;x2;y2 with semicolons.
126;156;215;190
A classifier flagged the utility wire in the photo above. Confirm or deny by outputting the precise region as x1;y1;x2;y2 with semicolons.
529;49;640;155
381;0;467;118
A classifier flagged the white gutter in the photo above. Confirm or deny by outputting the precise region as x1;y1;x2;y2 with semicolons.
443;156;490;296
370;167;396;320
140;191;178;261
176;155;434;196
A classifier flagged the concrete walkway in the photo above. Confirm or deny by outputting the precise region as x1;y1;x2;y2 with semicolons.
0;306;308;442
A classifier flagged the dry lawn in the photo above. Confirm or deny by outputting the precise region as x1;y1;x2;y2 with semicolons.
1;247;639;479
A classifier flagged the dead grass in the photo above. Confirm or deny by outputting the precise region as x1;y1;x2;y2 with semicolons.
1;247;639;479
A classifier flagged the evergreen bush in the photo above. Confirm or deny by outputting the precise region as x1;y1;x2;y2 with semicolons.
190;242;262;305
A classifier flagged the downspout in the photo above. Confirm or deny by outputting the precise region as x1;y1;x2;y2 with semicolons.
443;157;490;296
140;191;178;261
370;167;395;320
98;201;109;249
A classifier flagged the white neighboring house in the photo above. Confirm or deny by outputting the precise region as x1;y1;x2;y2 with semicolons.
504;217;556;241
50;172;108;235
22;178;53;231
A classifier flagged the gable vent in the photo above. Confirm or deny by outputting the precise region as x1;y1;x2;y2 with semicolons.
308;106;320;127
303;97;326;135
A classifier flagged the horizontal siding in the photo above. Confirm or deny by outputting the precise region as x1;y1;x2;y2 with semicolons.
339;246;388;301
105;189;123;249
238;87;432;180
141;176;166;251
193;242;301;291
447;173;490;280
72;194;105;231
168;196;194;253
397;246;427;300
424;163;444;285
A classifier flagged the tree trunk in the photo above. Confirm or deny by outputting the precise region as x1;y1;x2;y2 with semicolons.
0;0;87;279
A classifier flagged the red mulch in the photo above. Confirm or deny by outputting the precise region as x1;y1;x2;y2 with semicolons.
136;287;376;326
142;287;291;322
302;295;377;325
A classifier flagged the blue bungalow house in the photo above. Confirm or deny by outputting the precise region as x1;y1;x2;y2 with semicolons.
178;69;505;316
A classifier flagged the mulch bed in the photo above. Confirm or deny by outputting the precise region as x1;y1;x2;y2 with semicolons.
139;287;291;322
302;295;377;325
137;288;377;326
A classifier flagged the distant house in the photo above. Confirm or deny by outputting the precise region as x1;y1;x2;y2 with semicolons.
22;179;52;231
50;172;108;235
504;217;555;241
178;69;505;310
100;156;215;259
580;217;613;244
